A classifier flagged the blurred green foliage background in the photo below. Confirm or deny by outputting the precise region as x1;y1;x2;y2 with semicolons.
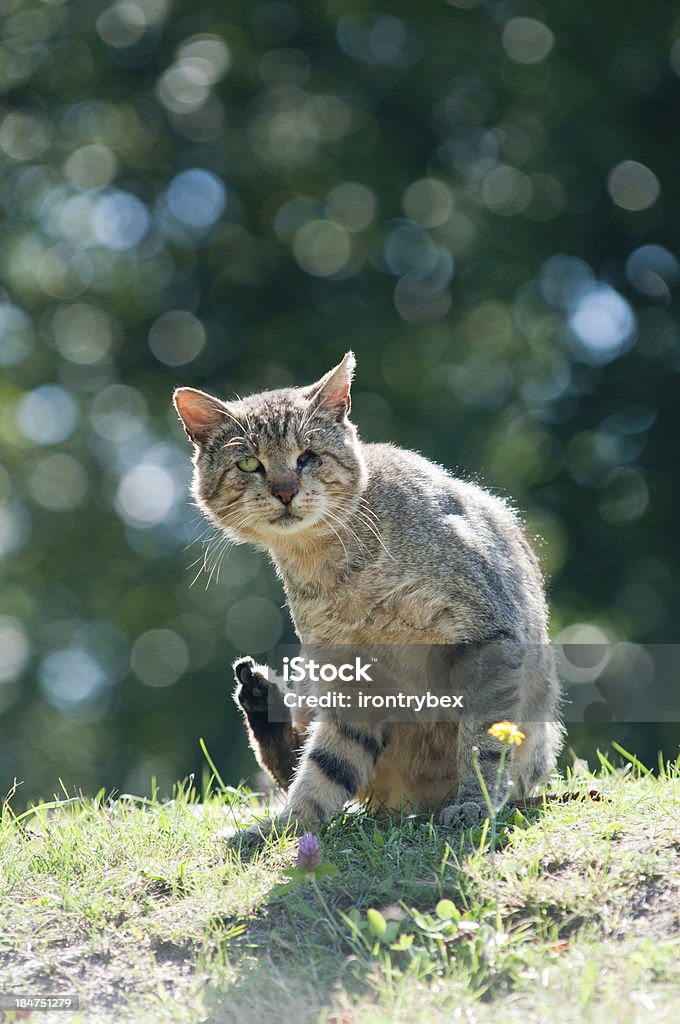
1;0;679;805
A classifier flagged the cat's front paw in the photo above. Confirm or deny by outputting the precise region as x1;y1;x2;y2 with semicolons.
233;657;269;714
438;801;486;829
226;812;305;857
226;818;274;855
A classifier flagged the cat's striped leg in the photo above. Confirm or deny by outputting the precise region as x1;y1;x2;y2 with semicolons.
243;718;383;844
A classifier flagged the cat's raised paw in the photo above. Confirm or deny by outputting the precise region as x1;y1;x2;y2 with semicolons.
438;801;486;829
233;657;269;714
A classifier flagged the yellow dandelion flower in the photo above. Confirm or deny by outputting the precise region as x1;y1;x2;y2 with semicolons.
488;721;525;746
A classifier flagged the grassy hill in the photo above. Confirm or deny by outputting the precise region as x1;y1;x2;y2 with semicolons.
1;758;679;1023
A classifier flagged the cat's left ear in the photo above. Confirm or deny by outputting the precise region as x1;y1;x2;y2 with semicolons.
173;387;233;445
306;351;356;421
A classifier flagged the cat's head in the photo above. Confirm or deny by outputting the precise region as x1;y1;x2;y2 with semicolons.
174;352;368;547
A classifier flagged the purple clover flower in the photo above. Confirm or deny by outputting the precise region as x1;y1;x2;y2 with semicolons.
296;831;321;870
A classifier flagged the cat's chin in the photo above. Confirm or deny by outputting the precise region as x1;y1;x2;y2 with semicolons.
259;510;322;540
216;509;324;546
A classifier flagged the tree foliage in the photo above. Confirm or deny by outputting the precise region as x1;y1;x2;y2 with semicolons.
1;0;679;802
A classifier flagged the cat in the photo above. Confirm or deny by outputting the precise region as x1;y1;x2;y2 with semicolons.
174;353;563;843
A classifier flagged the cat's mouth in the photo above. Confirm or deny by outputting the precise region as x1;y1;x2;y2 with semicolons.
268;510;304;526
264;505;325;536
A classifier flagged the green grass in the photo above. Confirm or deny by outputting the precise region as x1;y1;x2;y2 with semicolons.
1;761;679;1024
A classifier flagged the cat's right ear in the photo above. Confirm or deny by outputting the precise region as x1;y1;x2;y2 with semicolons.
305;351;356;422
173;387;230;445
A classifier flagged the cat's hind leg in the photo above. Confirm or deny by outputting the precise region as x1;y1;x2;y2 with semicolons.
438;719;511;828
513;719;564;797
233;657;303;792
438;638;520;828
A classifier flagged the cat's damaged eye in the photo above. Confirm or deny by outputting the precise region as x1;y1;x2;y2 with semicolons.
297;450;321;470
237;456;263;473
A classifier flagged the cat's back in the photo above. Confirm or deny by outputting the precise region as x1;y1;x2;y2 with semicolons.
361;442;547;639
363;441;517;539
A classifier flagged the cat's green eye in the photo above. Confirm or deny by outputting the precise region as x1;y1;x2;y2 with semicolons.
237;456;262;473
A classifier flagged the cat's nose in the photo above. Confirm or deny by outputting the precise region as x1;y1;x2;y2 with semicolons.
271;481;299;505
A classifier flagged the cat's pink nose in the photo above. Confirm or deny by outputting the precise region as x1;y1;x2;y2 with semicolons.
271;482;298;505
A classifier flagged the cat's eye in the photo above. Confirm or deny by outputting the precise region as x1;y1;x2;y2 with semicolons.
237;456;263;473
297;450;321;470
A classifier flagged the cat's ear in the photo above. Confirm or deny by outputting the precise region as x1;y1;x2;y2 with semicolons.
173;387;232;445
306;351;356;421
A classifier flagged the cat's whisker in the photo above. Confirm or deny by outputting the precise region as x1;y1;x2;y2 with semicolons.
319;514;351;566
357;496;381;523
331;498;394;561
198;507;264;589
215;506;264;539
216;503;261;524
214;543;234;585
189;542;218;588
188;506;259;588
183;518;218;554
204;536;226;578
302;425;327;446
187;543;216;570
215;496;249;515
352;513;394;560
347;507;383;534
333;505;376;552
206;535;232;589
325;514;365;557
299;400;327;436
185;518;228;582
232;397;254;435
199;528;230;571
216;406;250;437
321;507;368;559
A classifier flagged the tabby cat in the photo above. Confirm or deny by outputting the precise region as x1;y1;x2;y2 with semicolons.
174;353;563;843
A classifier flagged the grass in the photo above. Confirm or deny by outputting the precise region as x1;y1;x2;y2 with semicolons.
1;758;679;1024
